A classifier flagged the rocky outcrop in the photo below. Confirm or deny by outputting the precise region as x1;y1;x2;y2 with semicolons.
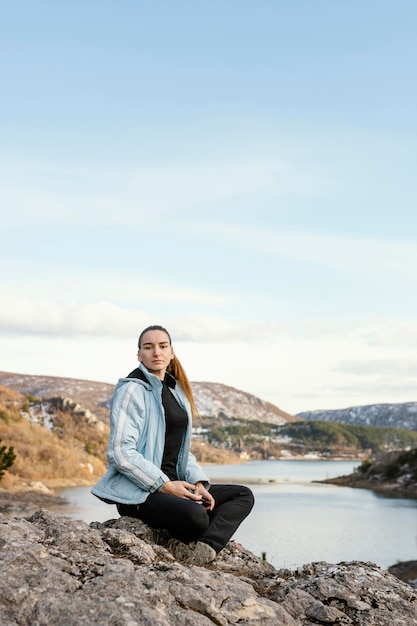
50;396;106;431
1;509;416;625
0;487;68;515
321;448;417;498
389;561;417;590
0;372;114;423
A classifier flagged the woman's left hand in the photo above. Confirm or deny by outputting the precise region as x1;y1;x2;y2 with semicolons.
194;483;215;511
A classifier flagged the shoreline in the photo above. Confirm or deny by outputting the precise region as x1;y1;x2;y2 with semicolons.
0;456;362;497
0;488;69;515
1;456;408;517
318;475;417;499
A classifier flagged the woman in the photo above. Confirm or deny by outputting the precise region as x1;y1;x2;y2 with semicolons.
91;324;254;564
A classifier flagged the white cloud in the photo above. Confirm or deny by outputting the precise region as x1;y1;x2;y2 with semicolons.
193;222;417;281
0;298;140;337
0;296;255;340
1;315;416;413
0;298;208;338
2;292;417;352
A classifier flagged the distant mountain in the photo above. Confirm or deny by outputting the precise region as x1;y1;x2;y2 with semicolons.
298;402;417;432
0;371;299;426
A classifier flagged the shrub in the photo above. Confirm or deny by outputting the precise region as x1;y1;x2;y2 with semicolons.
358;458;372;474
85;441;96;455
0;439;16;480
384;462;400;479
0;410;11;424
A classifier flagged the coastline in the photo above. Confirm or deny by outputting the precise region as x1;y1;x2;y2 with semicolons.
2;455;415;519
0;488;68;515
318;474;417;499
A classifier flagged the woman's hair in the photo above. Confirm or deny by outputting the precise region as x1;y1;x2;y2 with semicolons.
138;325;198;418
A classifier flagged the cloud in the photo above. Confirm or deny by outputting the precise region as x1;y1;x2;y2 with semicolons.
1;310;416;413
2;292;417;354
360;321;417;347
0;297;251;340
193;223;417;281
0;298;141;337
295;319;417;349
0;155;334;226
334;359;417;377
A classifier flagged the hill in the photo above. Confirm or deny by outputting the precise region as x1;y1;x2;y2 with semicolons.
192;381;298;424
4;370;417;489
0;371;299;425
298;402;417;431
2;371;417;488
0;385;109;490
0;371;114;423
0;371;299;489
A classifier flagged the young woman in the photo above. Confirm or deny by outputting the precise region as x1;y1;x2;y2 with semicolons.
91;325;254;563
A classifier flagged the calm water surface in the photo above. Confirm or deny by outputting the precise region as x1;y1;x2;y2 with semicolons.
58;460;417;570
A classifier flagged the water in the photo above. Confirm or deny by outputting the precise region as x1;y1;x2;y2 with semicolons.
58;460;417;570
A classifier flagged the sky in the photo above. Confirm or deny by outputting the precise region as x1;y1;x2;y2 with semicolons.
1;0;416;414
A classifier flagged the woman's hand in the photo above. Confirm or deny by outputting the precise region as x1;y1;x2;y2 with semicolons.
194;482;215;511
160;480;202;501
160;481;215;510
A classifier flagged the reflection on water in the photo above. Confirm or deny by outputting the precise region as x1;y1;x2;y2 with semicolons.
57;460;417;570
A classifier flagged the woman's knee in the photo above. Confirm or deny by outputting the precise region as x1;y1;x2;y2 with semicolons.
186;504;210;535
240;486;255;512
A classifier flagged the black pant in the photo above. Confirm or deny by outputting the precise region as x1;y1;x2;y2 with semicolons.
117;484;254;553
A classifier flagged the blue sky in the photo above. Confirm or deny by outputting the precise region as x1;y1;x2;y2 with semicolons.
1;0;416;413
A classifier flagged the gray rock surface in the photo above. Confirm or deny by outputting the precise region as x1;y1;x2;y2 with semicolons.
1;509;417;625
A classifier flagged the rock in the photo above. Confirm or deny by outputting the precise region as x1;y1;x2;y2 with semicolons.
321;449;417;498
264;561;417;625
0;488;68;515
26;481;53;494
1;510;417;625
389;560;417;589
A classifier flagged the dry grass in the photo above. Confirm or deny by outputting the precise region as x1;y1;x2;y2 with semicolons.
191;441;242;464
0;386;106;487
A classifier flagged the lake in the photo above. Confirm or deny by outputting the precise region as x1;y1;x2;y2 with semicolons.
58;460;417;571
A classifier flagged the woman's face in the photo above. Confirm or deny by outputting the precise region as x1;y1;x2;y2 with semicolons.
138;329;174;379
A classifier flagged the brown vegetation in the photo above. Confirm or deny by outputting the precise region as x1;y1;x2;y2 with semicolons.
0;386;107;489
191;441;243;465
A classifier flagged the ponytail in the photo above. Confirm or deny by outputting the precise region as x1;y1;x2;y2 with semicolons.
167;355;199;420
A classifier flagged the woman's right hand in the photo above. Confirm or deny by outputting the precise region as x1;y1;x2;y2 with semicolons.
160;480;201;500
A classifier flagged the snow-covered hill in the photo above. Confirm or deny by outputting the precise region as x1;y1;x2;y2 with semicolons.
192;381;298;424
298;402;417;432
